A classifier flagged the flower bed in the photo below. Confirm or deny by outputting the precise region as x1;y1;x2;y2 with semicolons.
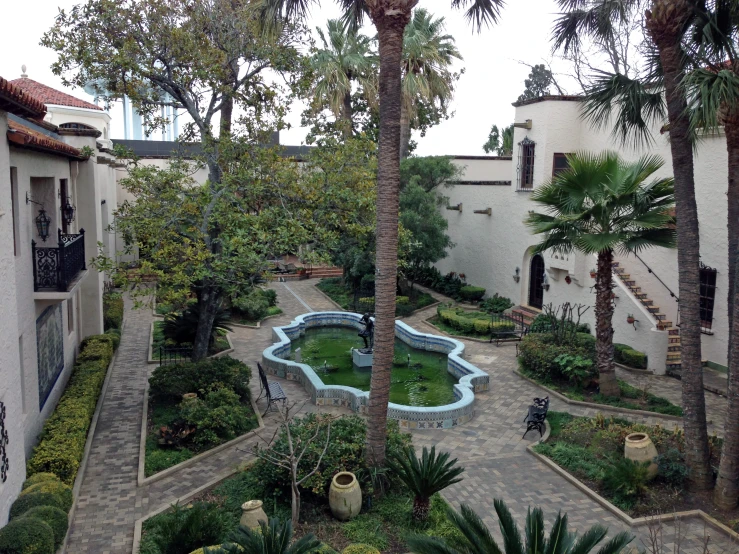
430;307;515;339
144;357;258;476
316;278;437;317
534;412;736;527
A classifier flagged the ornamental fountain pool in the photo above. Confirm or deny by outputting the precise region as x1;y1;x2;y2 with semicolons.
261;312;489;429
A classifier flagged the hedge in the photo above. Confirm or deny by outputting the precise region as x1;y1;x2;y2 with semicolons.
26;335;114;485
518;333;596;381
20;506;68;549
438;309;515;336
614;343;648;369
0;517;55;554
19;480;72;512
459;286;485;301
103;292;124;331
20;474;57;490
9;493;65;520
342;545;380;554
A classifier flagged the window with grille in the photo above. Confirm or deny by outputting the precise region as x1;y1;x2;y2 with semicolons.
517;137;535;191
552;153;570;177
699;263;717;332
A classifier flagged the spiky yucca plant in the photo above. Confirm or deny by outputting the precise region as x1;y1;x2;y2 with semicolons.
163;303;232;347
205;517;320;554
388;446;464;520
407;500;633;554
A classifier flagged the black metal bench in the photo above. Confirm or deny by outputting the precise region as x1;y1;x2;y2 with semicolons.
522;396;549;438
257;363;287;415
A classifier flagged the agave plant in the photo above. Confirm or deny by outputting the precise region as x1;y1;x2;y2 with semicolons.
163;302;232;346
388;446;464;520
407;500;633;554
205;518;320;554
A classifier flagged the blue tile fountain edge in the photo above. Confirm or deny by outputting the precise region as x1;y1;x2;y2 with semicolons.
262;312;489;429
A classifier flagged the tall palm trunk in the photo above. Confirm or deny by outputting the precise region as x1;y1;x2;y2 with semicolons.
725;113;739;338
646;0;713;490
341;90;353;140
595;250;619;396
400;101;412;159
365;14;408;467
714;247;739;508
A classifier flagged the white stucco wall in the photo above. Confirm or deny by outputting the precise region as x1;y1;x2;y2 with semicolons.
434;97;731;372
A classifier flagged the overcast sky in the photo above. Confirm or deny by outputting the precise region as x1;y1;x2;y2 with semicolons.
0;0;578;156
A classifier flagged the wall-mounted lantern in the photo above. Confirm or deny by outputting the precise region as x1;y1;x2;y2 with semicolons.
513;267;520;283
26;192;52;242
565;275;572;285
627;314;638;330
61;197;76;226
542;273;550;291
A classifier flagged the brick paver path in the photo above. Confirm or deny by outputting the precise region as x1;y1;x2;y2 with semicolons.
66;281;734;554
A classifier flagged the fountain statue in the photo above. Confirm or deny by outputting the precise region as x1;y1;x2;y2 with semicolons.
352;313;375;368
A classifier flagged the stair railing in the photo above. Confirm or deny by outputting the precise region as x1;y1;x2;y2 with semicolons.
633;253;680;327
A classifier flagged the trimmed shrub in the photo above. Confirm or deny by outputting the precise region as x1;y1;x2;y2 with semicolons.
103;292;124;331
20;481;72;512
232;290;269;322
9;493;65;520
358;297;374;307
395;296;409;305
104;328;121;350
313;544;338;554
342;545;380;554
518;333;595;382
473;320;490;333
261;288;278;307
26;336;114;485
20;506;69;549
179;387;256;450
480;294;514;313
395;303;414;317
614;343;648;369
21;474;58;490
0;517;55;554
149;357;251;403
459;286;485;301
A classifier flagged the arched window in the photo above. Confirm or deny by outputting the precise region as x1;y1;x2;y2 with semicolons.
59;122;96;131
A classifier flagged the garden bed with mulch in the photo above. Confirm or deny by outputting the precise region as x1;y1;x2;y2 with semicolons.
534;412;737;530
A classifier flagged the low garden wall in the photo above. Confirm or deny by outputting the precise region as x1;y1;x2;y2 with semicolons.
262;311;490;430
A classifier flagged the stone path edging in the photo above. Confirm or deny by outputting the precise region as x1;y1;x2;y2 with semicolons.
513;368;683;422
61;329;123;554
229;312;283;330
137;387;264;487
527;430;739;544
146;322;235;364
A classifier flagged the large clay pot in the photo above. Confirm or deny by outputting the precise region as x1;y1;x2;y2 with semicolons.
624;432;658;479
329;472;362;521
240;500;268;529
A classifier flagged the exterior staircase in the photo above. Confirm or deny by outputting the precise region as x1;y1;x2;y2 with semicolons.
612;261;681;373
511;305;541;327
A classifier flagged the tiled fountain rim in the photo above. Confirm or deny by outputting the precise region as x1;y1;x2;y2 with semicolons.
262;311;489;422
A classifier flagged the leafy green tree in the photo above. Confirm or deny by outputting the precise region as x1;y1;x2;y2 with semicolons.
400;155;462;192
526;152;676;397
517;63;555;102
406;500;633;554
400;182;453;290
400;9;462;158
551;0;717;491
309;19;376;139
482;123;513;155
43;0;305;359
262;0;504;468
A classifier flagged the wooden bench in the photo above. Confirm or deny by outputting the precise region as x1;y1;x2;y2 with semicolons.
257;363;287;415
522;396;549;438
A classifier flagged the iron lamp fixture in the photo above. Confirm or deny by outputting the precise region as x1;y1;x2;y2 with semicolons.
61;197;76;225
542;273;550;291
25;193;52;242
513;267;520;282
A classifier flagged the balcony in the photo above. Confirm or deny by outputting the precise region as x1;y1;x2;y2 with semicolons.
32;229;87;293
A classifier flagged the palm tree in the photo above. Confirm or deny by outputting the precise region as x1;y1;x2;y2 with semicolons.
406;500;633;554
552;0;715;491
526;152;676;398
311;19;376;139
261;0;504;468
400;9;462;158
388;446;464;520
205;518;320;554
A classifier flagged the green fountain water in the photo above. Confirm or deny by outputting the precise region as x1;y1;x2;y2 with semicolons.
288;326;457;407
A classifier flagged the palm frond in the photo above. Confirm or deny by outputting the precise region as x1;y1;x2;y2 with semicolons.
525;507;545;554
493;499;524;554
451;0;505;31
388;446;464;501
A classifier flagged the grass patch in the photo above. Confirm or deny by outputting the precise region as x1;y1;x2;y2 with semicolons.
426;315;489;339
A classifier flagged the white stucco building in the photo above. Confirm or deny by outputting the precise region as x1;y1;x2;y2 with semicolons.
0;73;117;524
438;95;730;376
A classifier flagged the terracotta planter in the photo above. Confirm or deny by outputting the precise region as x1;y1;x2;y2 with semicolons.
240;500;268;529
624;433;658;479
329;472;362;521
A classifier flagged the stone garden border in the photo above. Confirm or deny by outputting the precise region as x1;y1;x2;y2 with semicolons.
262;311;490;430
147;322;235;364
527;423;739;545
228;311;283;330
61;324;122;554
136;371;265;487
513;368;683;421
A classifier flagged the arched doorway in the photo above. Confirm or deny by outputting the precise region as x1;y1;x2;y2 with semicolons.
528;254;545;309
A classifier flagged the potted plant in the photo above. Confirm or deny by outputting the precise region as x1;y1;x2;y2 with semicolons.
627;314;635;324
589;268;597;278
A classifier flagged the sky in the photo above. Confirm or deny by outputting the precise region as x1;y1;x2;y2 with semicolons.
0;0;578;156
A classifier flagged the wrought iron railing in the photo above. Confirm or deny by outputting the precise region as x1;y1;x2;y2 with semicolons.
633;253;680;327
489;311;528;345
159;346;193;366
32;228;86;292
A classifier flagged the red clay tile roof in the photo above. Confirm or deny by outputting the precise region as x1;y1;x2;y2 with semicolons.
0;76;47;118
10;77;103;111
7;120;86;159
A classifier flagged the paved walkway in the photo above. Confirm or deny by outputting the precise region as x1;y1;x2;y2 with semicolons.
65;281;734;553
